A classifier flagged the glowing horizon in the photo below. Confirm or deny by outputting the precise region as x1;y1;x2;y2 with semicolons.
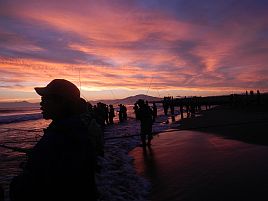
1;0;268;102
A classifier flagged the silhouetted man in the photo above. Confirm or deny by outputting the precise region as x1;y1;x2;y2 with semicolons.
122;104;127;121
10;79;98;201
133;103;139;120
118;104;124;122
108;104;115;124
136;99;153;147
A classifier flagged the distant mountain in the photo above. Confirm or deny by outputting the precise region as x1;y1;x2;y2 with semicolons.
0;94;162;108
89;94;162;105
0;101;39;108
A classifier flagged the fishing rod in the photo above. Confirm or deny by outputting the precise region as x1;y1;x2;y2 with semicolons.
146;76;153;96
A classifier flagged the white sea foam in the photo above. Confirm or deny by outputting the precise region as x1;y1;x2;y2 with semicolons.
96;114;171;201
0;113;43;124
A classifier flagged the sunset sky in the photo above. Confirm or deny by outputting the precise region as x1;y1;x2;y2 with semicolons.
1;0;268;102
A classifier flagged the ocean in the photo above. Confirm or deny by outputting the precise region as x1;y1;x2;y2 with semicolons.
0;106;46;200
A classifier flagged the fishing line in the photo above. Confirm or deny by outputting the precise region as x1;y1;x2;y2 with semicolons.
76;66;89;102
157;89;161;98
146;76;153;95
109;90;116;100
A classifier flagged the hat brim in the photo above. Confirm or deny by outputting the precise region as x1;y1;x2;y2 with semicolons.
34;87;47;96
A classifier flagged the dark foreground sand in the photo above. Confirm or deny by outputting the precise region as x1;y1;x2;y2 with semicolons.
131;131;268;201
178;105;268;145
130;105;268;201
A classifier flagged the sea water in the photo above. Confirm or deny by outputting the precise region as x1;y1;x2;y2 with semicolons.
0;104;166;201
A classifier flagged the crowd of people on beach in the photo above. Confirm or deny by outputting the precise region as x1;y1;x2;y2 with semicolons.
162;89;266;122
229;90;263;109
162;96;204;121
4;79;157;201
85;102;129;129
2;78;266;201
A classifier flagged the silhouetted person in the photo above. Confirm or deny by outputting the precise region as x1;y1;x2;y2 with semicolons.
80;100;104;159
186;99;190;118
10;79;98;201
197;97;201;112
118;104;124;122
170;97;175;122
179;102;184;119
104;104;109;125
190;98;196;118
250;90;254;104
136;99;153;147
257;90;261;105
108;104;115;124
245;91;249;105
94;102;106;129
122;104;127;120
163;97;169;115
133;103;139;120
152;102;157;122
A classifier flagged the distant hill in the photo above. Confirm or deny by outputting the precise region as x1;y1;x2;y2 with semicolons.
0;94;162;108
0;101;39;108
90;94;162;105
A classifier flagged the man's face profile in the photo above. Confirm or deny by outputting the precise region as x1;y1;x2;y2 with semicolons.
40;95;61;120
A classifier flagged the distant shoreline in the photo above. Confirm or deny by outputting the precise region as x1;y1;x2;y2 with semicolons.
177;105;268;146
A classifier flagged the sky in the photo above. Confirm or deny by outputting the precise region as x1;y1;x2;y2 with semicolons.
1;0;268;102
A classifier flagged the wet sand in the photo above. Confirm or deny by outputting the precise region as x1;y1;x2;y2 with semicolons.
130;131;268;201
178;105;268;145
130;106;268;201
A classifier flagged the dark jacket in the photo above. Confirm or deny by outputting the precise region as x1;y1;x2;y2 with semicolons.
136;105;153;134
10;116;97;201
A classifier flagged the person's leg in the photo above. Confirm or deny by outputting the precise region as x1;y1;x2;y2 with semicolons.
147;133;153;146
140;134;146;147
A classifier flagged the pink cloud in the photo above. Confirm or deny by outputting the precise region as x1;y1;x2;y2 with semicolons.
1;0;268;101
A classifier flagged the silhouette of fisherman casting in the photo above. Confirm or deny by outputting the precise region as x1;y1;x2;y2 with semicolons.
10;79;98;201
136;99;154;147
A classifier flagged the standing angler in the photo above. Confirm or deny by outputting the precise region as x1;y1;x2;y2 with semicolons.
136;99;154;147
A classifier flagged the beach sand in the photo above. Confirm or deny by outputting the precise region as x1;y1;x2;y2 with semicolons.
130;105;268;201
131;131;268;201
178;105;268;145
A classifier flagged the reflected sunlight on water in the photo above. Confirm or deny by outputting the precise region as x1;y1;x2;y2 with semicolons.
0;119;50;200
